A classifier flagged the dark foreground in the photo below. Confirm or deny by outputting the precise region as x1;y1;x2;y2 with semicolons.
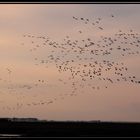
0;119;140;137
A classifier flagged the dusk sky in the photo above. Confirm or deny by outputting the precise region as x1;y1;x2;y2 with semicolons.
0;4;140;122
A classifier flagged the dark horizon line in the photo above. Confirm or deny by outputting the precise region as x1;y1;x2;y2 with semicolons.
0;117;140;123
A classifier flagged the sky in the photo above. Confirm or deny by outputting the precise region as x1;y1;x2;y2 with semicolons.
0;4;140;122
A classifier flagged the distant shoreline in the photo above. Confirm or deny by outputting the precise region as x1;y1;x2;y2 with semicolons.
0;118;140;137
0;117;140;123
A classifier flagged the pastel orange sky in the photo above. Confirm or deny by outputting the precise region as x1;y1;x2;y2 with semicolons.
0;4;140;121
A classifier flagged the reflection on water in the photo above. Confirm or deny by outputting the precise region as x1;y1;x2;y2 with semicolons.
0;134;21;137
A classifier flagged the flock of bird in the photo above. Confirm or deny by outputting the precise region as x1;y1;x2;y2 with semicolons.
0;14;140;111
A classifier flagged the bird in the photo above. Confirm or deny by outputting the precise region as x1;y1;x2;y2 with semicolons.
111;14;114;17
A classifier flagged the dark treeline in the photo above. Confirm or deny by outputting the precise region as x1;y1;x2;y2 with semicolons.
0;118;140;137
